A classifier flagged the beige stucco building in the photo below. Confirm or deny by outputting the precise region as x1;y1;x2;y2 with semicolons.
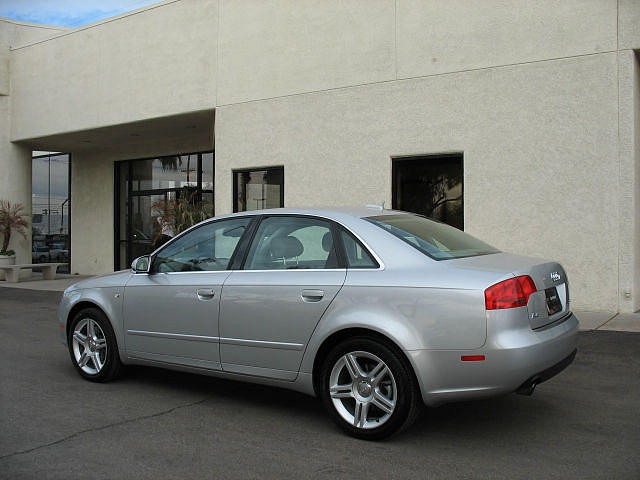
0;0;639;314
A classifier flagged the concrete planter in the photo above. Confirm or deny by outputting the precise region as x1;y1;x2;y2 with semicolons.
0;254;16;281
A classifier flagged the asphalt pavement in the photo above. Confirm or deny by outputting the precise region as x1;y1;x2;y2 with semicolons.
1;288;639;479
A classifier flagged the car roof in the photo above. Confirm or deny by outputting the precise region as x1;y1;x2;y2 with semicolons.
220;206;410;222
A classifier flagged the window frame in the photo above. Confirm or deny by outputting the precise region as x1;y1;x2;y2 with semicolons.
338;227;380;269
232;166;284;213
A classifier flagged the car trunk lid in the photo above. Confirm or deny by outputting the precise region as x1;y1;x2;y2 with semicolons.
516;261;569;329
446;253;570;329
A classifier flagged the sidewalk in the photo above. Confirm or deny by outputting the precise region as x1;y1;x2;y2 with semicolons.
572;310;640;333
0;272;92;292
1;274;639;332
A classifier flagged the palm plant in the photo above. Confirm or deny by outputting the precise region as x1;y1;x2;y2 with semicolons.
151;189;211;241
0;200;29;255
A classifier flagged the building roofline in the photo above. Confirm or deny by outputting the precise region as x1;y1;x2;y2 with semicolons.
8;0;179;51
0;16;70;30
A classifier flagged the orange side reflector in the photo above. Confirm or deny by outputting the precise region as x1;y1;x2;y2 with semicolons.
461;355;485;361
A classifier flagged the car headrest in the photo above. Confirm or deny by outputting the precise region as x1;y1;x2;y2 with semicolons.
322;232;333;253
270;236;303;259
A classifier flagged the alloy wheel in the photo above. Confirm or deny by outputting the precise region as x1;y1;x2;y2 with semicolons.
71;318;108;375
329;351;397;429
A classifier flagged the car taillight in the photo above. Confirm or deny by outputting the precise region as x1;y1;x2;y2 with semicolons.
485;275;537;310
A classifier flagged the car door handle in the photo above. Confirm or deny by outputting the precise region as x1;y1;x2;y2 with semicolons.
196;288;216;300
301;289;324;302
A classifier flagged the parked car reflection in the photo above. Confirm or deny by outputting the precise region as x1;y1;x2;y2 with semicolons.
32;245;51;263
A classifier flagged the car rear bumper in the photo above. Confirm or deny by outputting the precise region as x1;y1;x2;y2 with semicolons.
408;311;579;406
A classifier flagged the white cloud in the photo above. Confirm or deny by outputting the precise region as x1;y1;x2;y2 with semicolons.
0;0;161;27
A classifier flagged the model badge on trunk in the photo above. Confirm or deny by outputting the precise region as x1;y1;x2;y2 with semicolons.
550;271;561;282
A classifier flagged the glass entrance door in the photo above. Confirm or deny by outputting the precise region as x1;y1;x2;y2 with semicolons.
115;152;214;270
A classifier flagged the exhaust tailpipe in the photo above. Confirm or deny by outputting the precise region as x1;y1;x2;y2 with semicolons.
516;376;541;396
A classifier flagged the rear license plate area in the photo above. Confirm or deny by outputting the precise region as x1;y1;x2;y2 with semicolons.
545;287;562;315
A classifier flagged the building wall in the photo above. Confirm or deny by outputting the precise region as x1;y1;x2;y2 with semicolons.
631;51;640;312
617;50;638;313
635;52;640;313
216;53;620;312
70;132;214;275
619;0;640;50
2;0;639;312
9;0;217;140
0;18;67;95
0;19;66;261
70;154;113;274
0;109;31;263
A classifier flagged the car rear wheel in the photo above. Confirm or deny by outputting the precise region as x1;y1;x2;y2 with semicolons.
67;308;122;382
320;336;421;440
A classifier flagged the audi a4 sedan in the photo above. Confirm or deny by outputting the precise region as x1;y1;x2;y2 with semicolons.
59;207;579;439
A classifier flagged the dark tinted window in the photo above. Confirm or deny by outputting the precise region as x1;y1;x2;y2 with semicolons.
393;154;463;230
154;217;250;272
340;229;378;268
367;214;499;260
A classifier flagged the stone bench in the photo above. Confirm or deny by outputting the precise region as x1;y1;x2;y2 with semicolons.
0;263;66;283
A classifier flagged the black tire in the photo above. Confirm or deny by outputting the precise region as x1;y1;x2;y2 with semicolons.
320;335;422;440
67;307;122;382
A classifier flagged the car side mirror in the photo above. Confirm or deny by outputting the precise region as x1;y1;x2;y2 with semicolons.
132;255;151;273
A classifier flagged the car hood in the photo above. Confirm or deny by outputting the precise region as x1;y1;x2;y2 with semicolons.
65;270;132;291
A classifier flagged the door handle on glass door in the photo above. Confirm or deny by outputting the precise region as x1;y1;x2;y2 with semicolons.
196;288;216;299
301;289;324;302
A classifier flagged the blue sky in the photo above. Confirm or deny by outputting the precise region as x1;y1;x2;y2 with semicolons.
0;0;161;27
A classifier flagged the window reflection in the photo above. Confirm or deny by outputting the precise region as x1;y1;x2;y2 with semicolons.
131;155;200;191
392;155;463;230
234;167;284;212
202;152;214;191
32;153;70;273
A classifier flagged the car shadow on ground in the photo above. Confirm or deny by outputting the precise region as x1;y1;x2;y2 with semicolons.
116;363;557;442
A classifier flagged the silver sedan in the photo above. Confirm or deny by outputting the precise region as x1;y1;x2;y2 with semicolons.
59;207;579;439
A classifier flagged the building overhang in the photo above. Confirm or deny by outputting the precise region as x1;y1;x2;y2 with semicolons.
15;109;214;154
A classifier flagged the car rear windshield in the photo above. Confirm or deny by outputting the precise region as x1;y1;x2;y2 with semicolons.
366;214;500;260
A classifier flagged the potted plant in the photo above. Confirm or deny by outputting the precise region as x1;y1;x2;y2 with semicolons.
0;200;29;280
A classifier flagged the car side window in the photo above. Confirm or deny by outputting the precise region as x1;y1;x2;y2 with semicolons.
153;217;251;272
340;229;379;268
243;216;339;270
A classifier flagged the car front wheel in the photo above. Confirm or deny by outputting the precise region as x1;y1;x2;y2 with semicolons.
320;336;421;440
67;308;122;382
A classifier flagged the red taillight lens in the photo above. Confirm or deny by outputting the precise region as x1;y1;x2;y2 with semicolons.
461;355;485;361
485;275;537;310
